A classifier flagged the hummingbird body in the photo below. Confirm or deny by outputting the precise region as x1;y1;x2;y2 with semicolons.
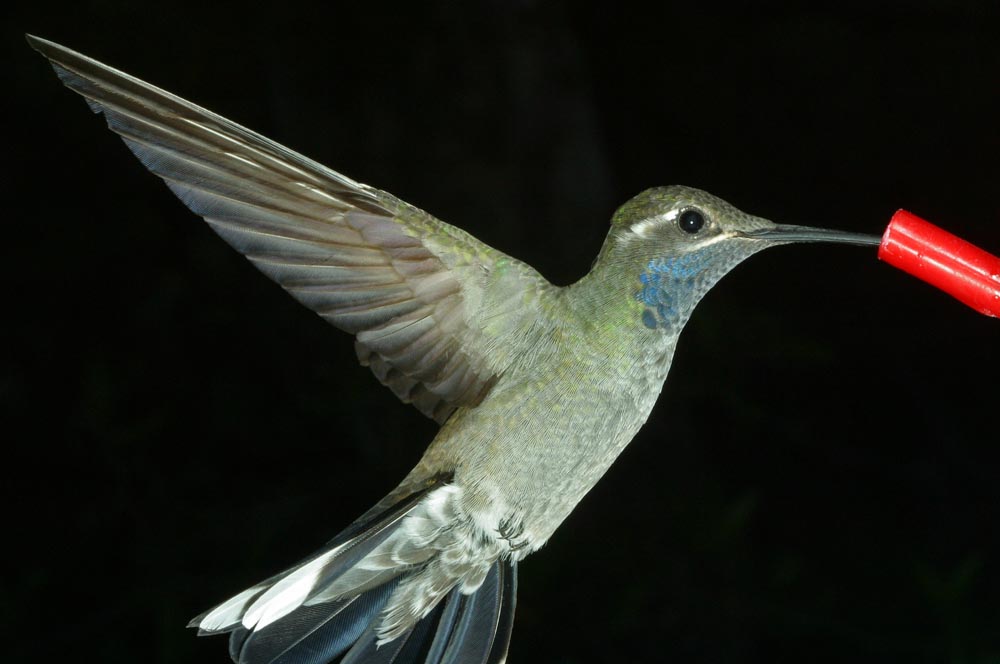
30;35;879;664
410;187;779;557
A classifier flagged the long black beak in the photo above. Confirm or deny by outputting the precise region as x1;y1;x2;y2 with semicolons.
742;224;881;247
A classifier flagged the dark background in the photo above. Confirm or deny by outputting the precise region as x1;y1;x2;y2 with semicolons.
5;2;999;662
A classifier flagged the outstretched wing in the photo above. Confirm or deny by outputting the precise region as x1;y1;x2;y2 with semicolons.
29;35;553;423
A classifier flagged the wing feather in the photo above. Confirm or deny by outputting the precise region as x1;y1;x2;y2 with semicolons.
29;35;553;422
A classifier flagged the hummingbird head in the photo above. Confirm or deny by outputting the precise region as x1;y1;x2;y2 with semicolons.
598;185;879;332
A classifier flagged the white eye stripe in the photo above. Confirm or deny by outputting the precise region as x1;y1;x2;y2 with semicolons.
630;209;679;238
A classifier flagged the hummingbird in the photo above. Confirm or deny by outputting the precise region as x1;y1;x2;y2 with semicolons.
30;35;880;664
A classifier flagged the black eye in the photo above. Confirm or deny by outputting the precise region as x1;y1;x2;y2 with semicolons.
678;209;705;234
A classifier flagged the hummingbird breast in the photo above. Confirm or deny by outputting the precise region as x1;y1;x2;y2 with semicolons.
415;315;678;555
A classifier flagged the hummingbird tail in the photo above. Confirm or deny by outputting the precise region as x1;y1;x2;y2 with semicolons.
188;480;517;664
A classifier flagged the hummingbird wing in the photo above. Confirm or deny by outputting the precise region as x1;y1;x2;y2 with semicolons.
29;36;552;424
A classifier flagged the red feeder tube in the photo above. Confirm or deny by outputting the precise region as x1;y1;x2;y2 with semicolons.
878;210;1000;318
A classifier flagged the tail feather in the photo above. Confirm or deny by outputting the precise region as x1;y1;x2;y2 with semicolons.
241;489;434;634
189;480;518;664
338;562;517;664
420;589;463;664
229;626;252;662
243;582;399;664
431;561;516;664
191;582;273;633
339;601;441;664
484;562;516;664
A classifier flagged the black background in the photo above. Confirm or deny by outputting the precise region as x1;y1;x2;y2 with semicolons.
6;2;1000;662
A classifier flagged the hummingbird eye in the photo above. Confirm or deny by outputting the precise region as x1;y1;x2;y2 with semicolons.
678;209;706;234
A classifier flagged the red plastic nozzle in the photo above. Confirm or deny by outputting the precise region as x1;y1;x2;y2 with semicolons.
878;209;1000;317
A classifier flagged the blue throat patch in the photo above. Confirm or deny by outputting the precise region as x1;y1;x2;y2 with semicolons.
636;253;706;330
